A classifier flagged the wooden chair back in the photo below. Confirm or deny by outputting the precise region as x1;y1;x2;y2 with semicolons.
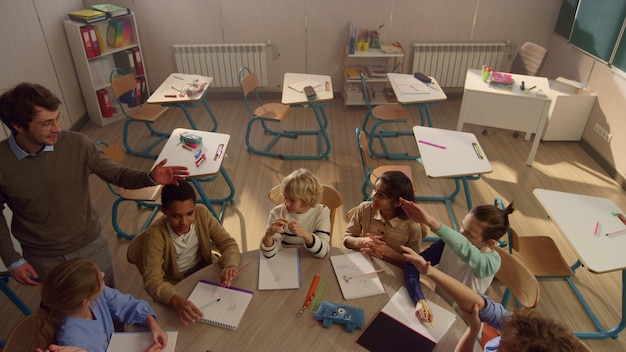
493;245;540;309
240;70;260;97
268;184;343;240
127;230;148;275
110;72;137;99
102;142;125;164
3;315;40;352
508;228;574;277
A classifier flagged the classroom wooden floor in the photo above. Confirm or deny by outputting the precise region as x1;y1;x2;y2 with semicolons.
1;92;624;351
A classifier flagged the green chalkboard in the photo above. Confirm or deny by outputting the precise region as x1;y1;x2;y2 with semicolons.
554;0;578;39
569;0;626;62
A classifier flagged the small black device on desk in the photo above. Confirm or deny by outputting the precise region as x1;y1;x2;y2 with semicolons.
413;72;432;83
304;85;317;100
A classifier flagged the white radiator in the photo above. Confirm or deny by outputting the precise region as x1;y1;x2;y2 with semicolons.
412;43;506;88
174;43;267;88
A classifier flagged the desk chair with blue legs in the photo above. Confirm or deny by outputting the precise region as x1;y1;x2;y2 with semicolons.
494;197;591;332
238;66;291;159
110;68;170;159
0;273;32;347
97;141;162;240
360;74;417;160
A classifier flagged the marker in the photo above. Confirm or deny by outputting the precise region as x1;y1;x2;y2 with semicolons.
164;95;177;98
418;140;446;149
605;228;626;236
421;301;434;328
325;81;330;91
200;298;220;310
297;275;320;317
195;154;207;167
593;221;599;235
613;212;626;226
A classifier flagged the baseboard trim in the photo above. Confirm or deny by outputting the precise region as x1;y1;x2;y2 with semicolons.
580;140;626;191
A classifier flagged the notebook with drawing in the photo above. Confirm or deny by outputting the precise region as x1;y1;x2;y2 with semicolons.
187;280;253;330
287;79;322;92
330;252;385;300
106;331;178;352
357;287;456;352
258;247;301;290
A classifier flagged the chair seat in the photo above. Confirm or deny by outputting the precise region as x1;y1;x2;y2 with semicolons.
514;236;574;277
372;103;409;120
370;165;413;188
255;103;290;120
119;185;163;201
130;104;169;122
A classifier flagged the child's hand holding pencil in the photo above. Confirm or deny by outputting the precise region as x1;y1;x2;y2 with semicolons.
416;299;434;327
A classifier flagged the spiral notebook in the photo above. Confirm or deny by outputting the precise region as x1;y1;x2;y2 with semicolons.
187;280;254;330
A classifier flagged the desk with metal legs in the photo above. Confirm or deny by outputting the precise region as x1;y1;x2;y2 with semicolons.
413;126;492;233
534;189;626;339
154;128;234;222
366;73;447;160
147;73;218;131
279;73;333;160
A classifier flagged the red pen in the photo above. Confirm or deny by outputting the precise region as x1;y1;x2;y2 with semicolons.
195;154;206;167
164;95;177;98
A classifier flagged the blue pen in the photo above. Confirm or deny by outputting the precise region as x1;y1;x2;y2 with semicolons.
425;83;438;91
195;149;202;158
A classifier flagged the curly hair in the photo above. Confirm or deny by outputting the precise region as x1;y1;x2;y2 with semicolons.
500;309;581;352
161;180;196;209
280;168;323;208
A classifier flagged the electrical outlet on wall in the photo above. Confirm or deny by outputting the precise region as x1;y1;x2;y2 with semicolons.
593;123;612;142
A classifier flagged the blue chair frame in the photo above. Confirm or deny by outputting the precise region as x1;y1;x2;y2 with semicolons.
96;141;162;239
110;68;170;159
0;273;32;347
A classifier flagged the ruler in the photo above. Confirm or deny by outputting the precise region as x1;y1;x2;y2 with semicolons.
309;280;327;313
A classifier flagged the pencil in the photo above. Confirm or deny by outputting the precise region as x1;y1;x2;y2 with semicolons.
200;298;220;310
593;221;599;235
421;301;434;328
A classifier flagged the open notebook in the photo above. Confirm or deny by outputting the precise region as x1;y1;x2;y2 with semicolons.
357;287;456;352
258;247;301;290
287;79;322;92
187;280;253;330
330;252;385;300
106;331;178;352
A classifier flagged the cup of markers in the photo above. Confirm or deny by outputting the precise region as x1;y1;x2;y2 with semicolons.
482;65;492;83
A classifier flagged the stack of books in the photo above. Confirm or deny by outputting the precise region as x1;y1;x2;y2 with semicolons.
364;65;388;78
68;9;107;24
91;4;130;18
346;67;367;79
489;72;514;90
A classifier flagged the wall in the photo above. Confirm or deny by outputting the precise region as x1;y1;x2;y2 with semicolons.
541;33;626;187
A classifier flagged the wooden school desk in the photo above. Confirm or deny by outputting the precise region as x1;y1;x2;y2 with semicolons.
281;73;333;160
387;73;448;127
154;128;235;221
147;73;218;131
133;247;479;351
456;69;552;166
534;189;626;339
413;126;492;230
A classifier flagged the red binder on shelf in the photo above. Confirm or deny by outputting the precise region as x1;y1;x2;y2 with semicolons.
88;26;101;56
80;26;95;58
132;47;144;75
96;89;114;117
135;78;143;104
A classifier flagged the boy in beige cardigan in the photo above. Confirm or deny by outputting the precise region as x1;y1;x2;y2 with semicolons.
142;180;241;325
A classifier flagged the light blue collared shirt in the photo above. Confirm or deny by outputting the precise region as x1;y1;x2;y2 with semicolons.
8;133;54;160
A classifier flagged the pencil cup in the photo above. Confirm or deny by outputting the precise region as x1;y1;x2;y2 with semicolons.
362;41;370;51
357;41;364;51
481;70;490;83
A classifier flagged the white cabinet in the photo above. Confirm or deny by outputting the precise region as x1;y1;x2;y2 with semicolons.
342;45;405;106
63;13;150;127
543;86;596;141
